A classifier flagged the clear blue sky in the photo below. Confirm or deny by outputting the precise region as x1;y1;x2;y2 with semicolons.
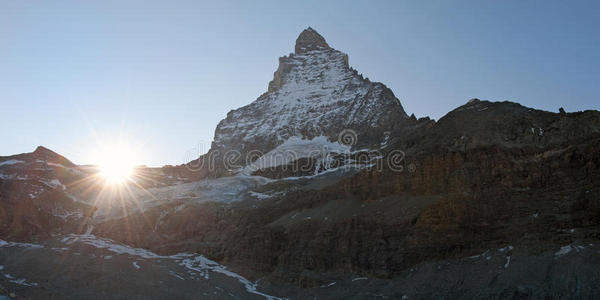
1;0;598;166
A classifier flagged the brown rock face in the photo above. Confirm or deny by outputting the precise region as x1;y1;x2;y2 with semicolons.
91;101;600;294
0;148;94;240
31;146;76;167
295;27;330;54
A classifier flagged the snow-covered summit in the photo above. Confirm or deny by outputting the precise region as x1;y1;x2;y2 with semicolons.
202;28;408;174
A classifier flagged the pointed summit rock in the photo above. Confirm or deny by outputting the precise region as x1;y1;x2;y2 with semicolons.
32;145;76;167
295;27;330;54
0;145;75;167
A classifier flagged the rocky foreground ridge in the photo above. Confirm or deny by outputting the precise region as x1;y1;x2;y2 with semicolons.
1;28;600;299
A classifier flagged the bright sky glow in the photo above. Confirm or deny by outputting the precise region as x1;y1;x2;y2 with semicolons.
94;143;138;184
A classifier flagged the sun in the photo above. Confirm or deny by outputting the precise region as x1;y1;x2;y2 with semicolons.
99;159;133;183
96;144;137;184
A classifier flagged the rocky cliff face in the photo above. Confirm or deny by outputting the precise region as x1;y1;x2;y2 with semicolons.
0;147;93;239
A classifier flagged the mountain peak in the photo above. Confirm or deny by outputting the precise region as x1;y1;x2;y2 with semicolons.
295;27;330;54
32;145;76;167
210;28;408;170
34;145;53;154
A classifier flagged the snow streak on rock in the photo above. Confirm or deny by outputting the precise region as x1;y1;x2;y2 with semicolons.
60;234;282;299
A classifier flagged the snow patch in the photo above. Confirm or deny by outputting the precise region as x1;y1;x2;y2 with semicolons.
0;267;38;287
39;179;66;190
53;208;83;221
555;245;572;258
0;159;24;166
469;250;489;259
249;191;272;200
90;175;273;221
176;253;281;299
9;277;38;286
352;277;368;281
0;240;44;249
169;270;185;280
61;234;162;259
241;136;350;175
60;234;282;299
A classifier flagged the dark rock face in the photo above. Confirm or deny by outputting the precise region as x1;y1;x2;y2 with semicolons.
295;27;331;54
0;148;93;240
92;101;600;298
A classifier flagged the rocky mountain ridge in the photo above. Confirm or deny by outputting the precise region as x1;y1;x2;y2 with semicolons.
1;28;599;299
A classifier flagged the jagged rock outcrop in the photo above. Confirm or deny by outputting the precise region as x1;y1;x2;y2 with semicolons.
294;27;331;54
